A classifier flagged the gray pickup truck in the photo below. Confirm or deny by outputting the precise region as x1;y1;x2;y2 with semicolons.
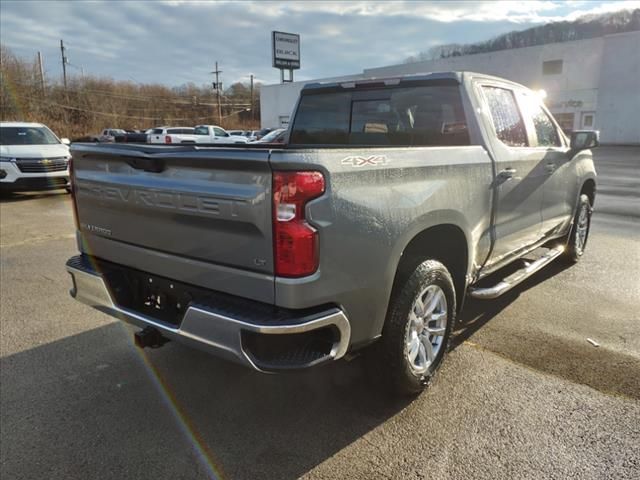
66;72;598;395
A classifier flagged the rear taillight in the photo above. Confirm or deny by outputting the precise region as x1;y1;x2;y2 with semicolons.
273;171;325;277
165;135;172;144
68;156;80;229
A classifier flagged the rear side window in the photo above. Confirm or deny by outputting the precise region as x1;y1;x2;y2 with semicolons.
289;85;470;146
482;86;528;147
290;92;351;144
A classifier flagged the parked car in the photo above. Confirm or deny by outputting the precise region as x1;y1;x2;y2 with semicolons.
255;127;273;140
0;122;71;192
228;130;259;142
255;128;286;144
65;72;598;396
192;125;248;144
147;127;198;144
122;130;149;144
91;129;127;143
245;130;260;141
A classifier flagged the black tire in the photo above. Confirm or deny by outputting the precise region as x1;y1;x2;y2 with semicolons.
370;259;456;396
563;193;592;263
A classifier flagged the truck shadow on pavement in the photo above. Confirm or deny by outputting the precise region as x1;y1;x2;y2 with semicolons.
452;260;640;401
3;257;637;479
1;321;410;480
141;340;412;479
451;260;573;349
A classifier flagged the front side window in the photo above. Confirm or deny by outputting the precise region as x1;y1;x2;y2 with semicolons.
213;127;227;137
0;126;60;145
519;93;562;147
531;105;561;147
289;85;469;146
194;126;209;135
482;86;528;147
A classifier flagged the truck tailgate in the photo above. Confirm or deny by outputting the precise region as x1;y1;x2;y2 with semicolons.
70;144;274;302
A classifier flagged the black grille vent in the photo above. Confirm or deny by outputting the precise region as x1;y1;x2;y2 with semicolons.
16;157;68;173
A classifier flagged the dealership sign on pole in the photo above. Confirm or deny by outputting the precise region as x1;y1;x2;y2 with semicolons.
272;31;300;83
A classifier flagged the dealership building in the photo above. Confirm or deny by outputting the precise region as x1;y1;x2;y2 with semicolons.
261;30;640;144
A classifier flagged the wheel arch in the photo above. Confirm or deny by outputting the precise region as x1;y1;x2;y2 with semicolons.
390;222;470;315
581;177;596;207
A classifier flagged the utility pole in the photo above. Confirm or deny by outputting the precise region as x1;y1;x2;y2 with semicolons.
211;61;222;124
60;39;67;89
37;51;45;96
250;74;254;122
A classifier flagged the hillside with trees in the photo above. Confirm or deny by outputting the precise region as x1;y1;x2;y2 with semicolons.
0;45;261;139
405;8;640;63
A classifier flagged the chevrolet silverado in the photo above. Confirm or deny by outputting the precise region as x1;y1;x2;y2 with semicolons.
65;72;598;395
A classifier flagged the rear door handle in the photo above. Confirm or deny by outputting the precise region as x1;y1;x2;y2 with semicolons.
499;168;517;179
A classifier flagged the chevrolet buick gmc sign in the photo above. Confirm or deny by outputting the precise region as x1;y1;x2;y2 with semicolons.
272;31;300;69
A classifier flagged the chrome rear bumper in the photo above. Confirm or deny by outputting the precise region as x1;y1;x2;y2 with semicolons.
66;257;350;372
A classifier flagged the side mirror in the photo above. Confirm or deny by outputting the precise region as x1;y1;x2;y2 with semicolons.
569;130;599;153
61;138;71;145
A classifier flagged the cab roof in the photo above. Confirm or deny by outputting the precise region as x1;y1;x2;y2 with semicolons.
301;71;527;94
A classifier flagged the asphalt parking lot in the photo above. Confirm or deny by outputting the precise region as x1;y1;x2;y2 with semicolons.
1;146;638;479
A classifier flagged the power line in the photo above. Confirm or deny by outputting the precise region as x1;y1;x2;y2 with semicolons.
77;89;250;106
36;99;219;122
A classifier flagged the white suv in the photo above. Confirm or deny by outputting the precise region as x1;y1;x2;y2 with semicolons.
0;122;71;192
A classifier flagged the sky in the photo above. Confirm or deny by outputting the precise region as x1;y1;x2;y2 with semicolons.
1;0;638;88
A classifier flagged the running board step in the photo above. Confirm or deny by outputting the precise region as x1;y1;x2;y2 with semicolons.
469;246;565;300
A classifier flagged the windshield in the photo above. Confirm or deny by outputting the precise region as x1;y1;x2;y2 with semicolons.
0;126;60;145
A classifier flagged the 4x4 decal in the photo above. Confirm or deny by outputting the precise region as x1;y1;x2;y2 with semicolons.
341;155;389;167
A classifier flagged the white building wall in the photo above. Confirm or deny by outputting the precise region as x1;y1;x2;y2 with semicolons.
260;73;365;128
596;31;640;144
363;37;606;134
261;32;640;143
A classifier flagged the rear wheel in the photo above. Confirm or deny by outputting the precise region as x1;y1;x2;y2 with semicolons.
563;193;592;263
371;260;456;395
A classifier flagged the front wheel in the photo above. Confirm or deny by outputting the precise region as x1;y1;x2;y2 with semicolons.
563;193;592;263
371;260;456;396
